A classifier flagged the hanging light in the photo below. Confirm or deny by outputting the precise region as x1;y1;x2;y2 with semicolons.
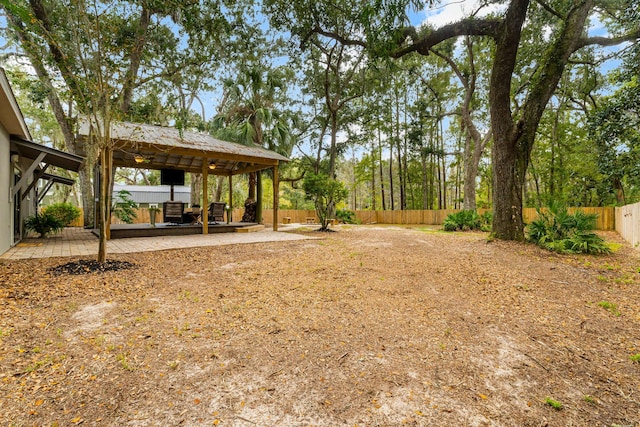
208;162;216;170
134;154;145;164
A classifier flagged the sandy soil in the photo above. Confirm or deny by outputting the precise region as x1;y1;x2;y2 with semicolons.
1;225;639;426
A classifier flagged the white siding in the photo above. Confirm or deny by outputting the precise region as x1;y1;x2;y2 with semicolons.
0;125;11;255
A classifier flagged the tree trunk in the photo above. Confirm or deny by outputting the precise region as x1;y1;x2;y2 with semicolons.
378;129;386;211
329;112;338;178
371;141;376;210
190;173;202;205
462;134;477;210
214;176;225;202
98;147;111;263
389;144;394;210
491;0;593;240
489;0;530;240
120;6;151;115
248;172;257;200
256;171;263;223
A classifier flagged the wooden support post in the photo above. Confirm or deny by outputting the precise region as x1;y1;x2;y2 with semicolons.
273;164;279;231
202;162;209;235
228;175;233;223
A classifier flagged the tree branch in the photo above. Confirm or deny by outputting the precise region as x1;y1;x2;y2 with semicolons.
576;29;640;50
533;0;565;19
308;26;367;48
392;19;502;58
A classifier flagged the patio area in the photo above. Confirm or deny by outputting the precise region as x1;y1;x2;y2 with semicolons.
0;226;317;260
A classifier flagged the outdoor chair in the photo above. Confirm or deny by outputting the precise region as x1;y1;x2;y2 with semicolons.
163;201;184;224
208;202;226;224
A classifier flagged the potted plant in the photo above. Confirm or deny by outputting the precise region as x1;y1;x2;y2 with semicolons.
148;206;161;227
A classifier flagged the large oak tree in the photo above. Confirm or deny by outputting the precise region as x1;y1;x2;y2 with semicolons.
266;0;640;240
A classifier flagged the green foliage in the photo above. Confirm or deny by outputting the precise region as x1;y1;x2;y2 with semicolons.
303;173;348;230
597;301;621;316
43;203;81;226
544;397;563;410
589;75;640;205
630;354;640;363
335;208;359;224
24;211;65;238
443;210;491;232
111;190;138;224
526;203;610;254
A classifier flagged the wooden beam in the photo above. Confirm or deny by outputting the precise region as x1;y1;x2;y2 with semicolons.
21;163;50;201
12;151;46;198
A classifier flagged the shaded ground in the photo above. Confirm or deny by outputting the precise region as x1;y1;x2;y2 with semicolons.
1;225;639;426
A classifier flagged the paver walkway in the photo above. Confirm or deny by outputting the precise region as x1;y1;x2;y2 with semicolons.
1;226;318;260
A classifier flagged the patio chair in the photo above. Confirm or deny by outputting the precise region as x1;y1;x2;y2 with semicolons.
208;202;226;224
163;201;184;224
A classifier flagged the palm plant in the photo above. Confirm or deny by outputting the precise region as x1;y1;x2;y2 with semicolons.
212;64;295;221
526;202;610;254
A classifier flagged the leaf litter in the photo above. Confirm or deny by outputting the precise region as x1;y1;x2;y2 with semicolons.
1;226;639;426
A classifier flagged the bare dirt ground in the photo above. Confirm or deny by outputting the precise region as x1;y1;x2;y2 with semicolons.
1;225;640;426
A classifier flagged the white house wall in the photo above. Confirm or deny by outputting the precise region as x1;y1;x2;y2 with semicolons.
0;124;11;255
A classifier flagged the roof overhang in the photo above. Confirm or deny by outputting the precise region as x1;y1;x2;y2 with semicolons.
10;137;85;201
76;120;289;176
10;137;84;172
0;68;31;140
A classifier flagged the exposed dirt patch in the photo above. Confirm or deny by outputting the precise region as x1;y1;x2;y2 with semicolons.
1;226;640;426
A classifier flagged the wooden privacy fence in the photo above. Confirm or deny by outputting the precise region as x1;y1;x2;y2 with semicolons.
615;202;640;248
66;206;615;231
264;207;615;231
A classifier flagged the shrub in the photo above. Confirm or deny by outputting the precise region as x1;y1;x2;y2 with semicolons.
112;190;138;224
336;208;359;224
43;202;81;226
443;210;491;232
526;203;610;254
25;211;65;238
302;173;348;231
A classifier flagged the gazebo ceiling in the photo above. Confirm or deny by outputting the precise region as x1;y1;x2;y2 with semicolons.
77;121;289;175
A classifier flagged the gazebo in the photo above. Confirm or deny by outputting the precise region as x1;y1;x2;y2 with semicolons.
77;121;289;239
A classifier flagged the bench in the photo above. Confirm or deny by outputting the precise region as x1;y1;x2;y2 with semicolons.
282;217;292;224
306;217;315;224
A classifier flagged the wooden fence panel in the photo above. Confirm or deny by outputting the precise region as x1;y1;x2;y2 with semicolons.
65;206;616;231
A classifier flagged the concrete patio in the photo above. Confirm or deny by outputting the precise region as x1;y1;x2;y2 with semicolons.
0;226;317;260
